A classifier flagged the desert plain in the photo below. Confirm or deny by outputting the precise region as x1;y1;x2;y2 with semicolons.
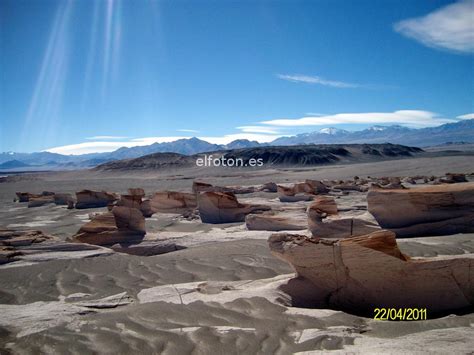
1;145;474;354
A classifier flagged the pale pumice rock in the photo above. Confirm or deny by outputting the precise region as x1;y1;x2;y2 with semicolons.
114;188;153;217
149;191;197;212
71;206;145;246
307;197;380;238
367;182;474;237
268;230;474;314
277;184;314;203
197;191;270;224
309;196;339;216
245;213;306;231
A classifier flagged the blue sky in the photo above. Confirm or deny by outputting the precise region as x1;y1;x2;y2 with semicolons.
1;0;473;154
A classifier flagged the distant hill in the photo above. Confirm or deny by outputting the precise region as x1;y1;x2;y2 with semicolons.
0;159;31;169
94;152;195;171
95;143;424;171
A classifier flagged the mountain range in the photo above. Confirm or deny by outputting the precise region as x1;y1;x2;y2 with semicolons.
1;119;472;170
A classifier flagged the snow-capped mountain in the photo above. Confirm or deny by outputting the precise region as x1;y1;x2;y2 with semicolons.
1;120;473;170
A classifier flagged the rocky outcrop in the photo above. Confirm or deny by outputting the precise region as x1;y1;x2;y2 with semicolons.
113;188;155;217
245;213;306;231
53;193;74;206
149;191;197;213
332;182;368;192
75;190;118;209
113;206;146;233
307;197;379;238
110;240;185;256
16;191;54;203
193;181;256;194
305;179;330;193
268;230;474;314
0;229;54;247
116;194;143;209
0;229;55;264
28;195;55;208
442;173;468;183
261;182;278;193
139;199;154;218
72;206;145;246
309;196;338;216
15;192;34;202
277;185;314;202
367;182;474;237
127;188;145;198
198;191;270;224
372;177;405;189
26;197;49;208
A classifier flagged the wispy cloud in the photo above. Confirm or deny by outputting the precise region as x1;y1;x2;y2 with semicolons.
46;136;189;155
44;133;282;155
277;74;360;88
260;110;456;128
176;129;200;133
199;133;283;145
85;135;129;140
394;0;474;53
457;113;474;120
237;126;281;134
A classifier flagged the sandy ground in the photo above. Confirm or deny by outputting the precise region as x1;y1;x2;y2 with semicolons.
1;154;474;354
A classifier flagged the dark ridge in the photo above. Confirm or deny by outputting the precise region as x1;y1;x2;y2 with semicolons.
94;152;195;171
93;143;424;171
223;145;350;165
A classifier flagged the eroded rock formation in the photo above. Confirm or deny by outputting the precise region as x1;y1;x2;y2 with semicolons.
149;191;197;213
53;193;74;206
277;185;314;202
261;182;278;193
307;197;379;238
245;213;306;231
72;206;145;246
268;230;474;314
198;191;270;223
75;190;118;209
367;182;474;237
309;196;338;216
193;181;255;194
305;179;330;194
0;229;55;264
28;195;55;208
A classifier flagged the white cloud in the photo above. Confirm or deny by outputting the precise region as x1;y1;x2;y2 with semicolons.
46;142;133;155
457;113;474;119
260;110;455;127
199;133;282;145
129;136;188;144
176;129;200;133
45;136;188;155
277;74;360;88
44;133;282;155
394;0;474;53
85;135;129;140
236;126;281;134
